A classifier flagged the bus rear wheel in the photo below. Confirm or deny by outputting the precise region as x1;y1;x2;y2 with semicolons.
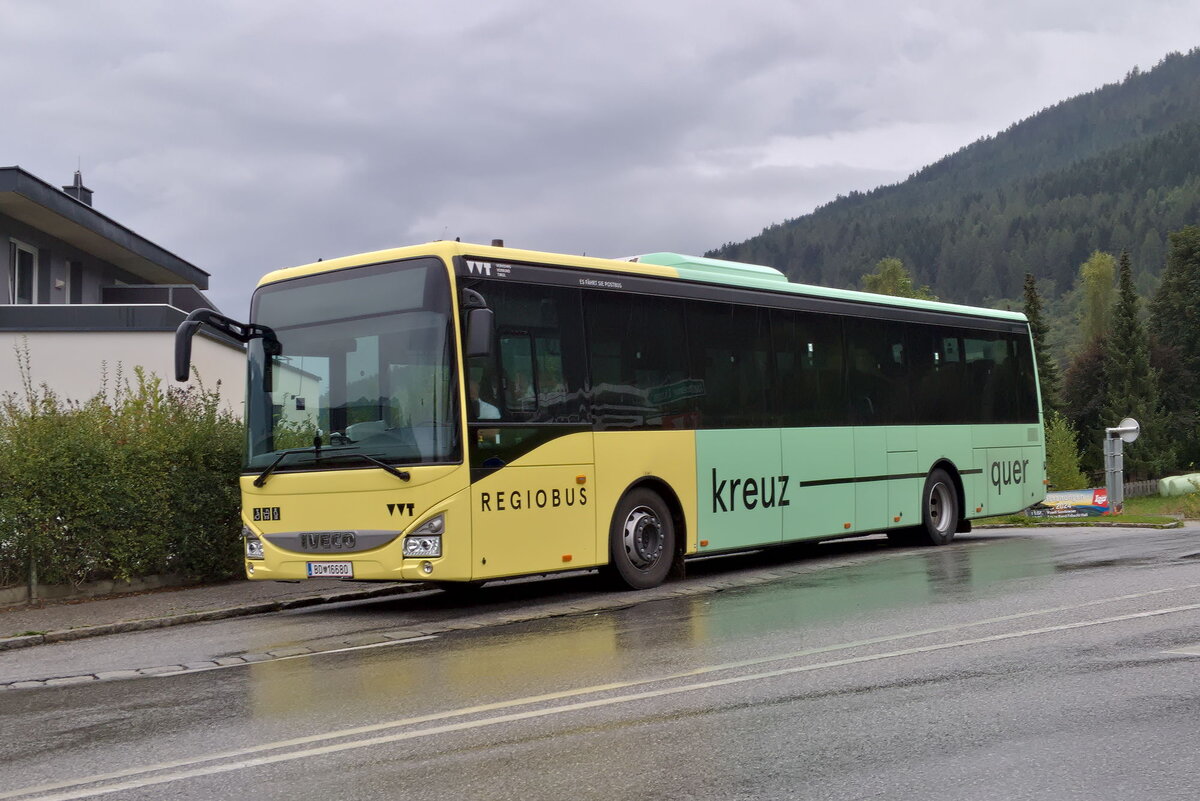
918;468;959;546
607;488;675;590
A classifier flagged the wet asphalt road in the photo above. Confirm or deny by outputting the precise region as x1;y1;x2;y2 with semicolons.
2;525;1199;801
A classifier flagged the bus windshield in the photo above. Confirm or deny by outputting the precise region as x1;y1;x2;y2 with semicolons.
245;257;460;471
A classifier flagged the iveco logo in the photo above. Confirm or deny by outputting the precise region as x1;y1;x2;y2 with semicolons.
299;531;357;551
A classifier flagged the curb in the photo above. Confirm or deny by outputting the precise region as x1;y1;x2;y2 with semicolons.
976;520;1184;530
0;583;424;653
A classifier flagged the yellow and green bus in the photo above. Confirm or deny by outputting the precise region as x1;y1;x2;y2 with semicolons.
175;241;1046;591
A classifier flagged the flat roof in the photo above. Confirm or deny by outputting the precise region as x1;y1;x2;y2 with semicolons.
260;240;1027;324
0;166;209;289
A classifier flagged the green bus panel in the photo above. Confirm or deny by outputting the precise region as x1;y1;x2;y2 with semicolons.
696;423;1045;551
781;428;855;541
696;429;784;550
854;428;889;532
968;423;1046;517
887;449;921;527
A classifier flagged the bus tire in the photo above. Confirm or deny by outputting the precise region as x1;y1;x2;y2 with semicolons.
608;488;675;590
918;468;958;546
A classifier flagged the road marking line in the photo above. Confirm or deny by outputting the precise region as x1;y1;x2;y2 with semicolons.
10;599;1200;801
1164;644;1200;656
151;580;1200;680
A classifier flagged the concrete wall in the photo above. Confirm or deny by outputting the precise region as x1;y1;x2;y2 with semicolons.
0;330;245;414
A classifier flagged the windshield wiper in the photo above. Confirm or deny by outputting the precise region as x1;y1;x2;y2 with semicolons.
254;446;352;487
315;452;411;482
253;446;410;487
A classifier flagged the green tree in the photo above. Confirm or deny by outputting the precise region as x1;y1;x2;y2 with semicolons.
1023;272;1060;413
1061;338;1107;476
861;257;937;300
1104;250;1174;479
1044;411;1089;490
1149;225;1200;464
1077;251;1116;345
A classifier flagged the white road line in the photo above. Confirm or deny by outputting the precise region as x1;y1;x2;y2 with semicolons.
9;596;1200;801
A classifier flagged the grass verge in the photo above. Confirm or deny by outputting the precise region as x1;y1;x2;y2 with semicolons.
976;492;1199;528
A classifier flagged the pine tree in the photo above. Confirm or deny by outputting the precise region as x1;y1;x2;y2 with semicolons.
1023;273;1060;414
1061;339;1107;476
1149;225;1200;464
1104;251;1173;479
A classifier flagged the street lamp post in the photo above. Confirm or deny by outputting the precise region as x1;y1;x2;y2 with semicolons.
1104;417;1140;513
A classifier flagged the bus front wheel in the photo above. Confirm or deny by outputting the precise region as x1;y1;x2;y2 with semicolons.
919;468;959;546
607;488;675;590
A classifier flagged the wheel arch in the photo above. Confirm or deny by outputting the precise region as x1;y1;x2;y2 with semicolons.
928;458;968;525
614;475;688;571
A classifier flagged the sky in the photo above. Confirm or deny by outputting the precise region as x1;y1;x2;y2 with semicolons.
4;0;1200;317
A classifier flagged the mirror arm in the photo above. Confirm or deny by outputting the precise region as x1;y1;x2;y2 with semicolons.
175;308;278;382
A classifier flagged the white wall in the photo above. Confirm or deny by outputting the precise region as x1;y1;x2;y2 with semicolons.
0;331;245;415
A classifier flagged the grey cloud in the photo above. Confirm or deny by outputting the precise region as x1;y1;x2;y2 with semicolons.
3;0;1200;317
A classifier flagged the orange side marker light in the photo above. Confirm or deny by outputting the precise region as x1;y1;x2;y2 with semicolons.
699;539;709;547
562;554;572;563
576;475;587;485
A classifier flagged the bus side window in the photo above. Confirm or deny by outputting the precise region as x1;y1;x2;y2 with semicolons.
584;292;692;430
462;279;589;425
845;317;911;425
688;301;771;428
499;330;536;419
534;334;567;410
466;358;501;421
910;326;960;424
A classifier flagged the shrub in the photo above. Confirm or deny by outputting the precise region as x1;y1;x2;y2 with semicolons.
1045;410;1090;491
0;346;243;589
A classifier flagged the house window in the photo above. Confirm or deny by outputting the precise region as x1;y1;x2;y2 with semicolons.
68;260;83;304
9;241;37;304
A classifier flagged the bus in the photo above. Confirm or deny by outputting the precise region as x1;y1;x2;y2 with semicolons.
175;241;1046;591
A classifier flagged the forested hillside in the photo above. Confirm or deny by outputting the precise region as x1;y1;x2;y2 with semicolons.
709;48;1200;306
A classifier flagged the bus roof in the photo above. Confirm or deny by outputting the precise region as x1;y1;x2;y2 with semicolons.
259;241;1028;324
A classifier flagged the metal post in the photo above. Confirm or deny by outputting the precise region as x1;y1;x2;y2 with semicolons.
1104;418;1140;515
1104;436;1124;512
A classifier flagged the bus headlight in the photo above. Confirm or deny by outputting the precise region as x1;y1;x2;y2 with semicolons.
243;526;265;560
403;514;444;558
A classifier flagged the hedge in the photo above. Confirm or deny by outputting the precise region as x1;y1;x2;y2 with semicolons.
0;348;243;590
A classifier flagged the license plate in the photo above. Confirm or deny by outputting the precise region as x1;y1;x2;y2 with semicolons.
307;561;353;578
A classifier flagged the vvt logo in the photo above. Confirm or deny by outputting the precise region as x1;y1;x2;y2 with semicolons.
467;260;493;276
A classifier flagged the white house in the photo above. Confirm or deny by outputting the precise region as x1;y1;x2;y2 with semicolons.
0;166;244;410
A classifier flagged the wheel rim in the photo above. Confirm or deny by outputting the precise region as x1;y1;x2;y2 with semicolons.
622;505;664;569
928;481;953;534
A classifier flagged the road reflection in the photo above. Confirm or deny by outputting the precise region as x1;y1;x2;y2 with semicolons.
244;535;1060;721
